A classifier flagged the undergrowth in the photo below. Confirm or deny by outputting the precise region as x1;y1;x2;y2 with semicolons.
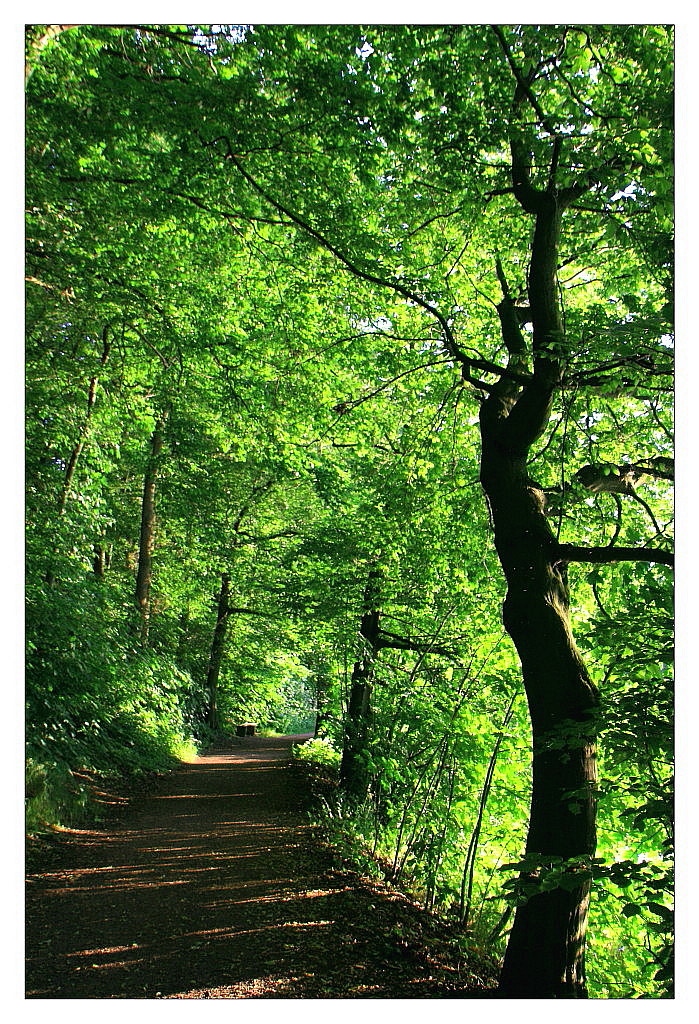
292;735;341;768
290;735;508;985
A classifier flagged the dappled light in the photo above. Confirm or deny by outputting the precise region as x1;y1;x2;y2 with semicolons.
26;735;474;999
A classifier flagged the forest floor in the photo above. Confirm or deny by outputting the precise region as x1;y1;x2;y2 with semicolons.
25;733;498;999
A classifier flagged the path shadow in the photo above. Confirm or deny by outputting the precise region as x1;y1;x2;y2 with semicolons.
26;734;466;999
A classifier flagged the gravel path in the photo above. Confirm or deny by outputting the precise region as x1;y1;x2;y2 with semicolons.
25;734;486;999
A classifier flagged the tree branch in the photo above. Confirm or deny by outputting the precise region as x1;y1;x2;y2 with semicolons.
336;359;452;414
557;543;673;568
575;460;673;493
222;606;274;618
231;478;275;535
376;628;455;658
233;529;301;546
495;258;528;358
405;205;466;239
201;135;473;372
60;174;293;228
491;26;558;136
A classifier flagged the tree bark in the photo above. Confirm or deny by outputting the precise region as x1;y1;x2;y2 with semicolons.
92;541;111;579
205;572;231;729
339;569;456;799
339;570;382;799
135;413;167;644
483;439;598;996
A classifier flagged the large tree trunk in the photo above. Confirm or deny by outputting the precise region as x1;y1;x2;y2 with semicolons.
135;413;167;644
339;570;382;799
481;440;598;997
480;117;599;997
205;572;231;730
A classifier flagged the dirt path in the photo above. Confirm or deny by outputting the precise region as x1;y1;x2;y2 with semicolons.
26;735;486;999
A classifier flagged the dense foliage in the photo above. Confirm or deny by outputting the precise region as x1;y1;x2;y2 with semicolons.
25;24;673;997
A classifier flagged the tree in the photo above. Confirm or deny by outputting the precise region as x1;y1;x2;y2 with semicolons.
339;565;462;800
134;412;168;643
204;571;231;729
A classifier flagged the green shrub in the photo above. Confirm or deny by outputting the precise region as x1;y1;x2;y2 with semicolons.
25;758;94;833
26;576;199;807
293;735;341;769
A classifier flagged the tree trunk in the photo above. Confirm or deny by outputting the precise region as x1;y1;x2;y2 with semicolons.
310;654;332;735
92;541;111;579
205;572;231;729
45;328;110;585
57;327;111;516
482;442;598;997
135;414;166;644
176;604;191;667
462;99;605;995
339;570;382;799
481;122;599;997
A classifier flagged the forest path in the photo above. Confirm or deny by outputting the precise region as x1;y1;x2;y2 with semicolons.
26;734;480;999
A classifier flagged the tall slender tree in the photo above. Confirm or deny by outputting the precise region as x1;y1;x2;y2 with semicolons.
135;412;168;644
